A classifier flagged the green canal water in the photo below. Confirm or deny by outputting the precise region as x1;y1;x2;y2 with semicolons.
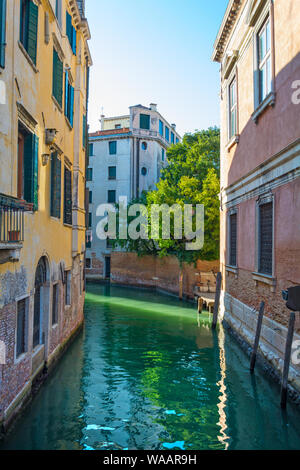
1;284;300;450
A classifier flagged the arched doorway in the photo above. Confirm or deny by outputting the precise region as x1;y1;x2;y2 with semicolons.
33;257;48;350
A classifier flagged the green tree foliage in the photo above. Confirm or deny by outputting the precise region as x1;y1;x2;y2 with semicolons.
113;127;220;264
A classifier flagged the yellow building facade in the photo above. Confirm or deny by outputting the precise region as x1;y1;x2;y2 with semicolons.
0;0;91;431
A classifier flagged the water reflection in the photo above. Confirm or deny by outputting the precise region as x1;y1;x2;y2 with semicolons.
1;284;300;450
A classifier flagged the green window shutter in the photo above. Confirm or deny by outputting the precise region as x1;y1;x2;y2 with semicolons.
69;85;74;127
53;48;63;106
64;167;72;225
50;152;61;218
27;0;38;65
32;133;39;211
23;131;38;210
83;114;86;148
72;26;76;55
64;71;68;116
0;0;7;68
140;114;150;130
66;11;71;44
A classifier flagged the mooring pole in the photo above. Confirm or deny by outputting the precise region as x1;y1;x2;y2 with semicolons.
250;301;265;373
212;272;222;330
280;311;296;409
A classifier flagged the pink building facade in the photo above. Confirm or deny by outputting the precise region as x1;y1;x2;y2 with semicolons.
213;0;300;394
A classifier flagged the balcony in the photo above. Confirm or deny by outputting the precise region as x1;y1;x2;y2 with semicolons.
0;194;32;264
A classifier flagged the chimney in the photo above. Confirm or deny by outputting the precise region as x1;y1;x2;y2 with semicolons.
171;123;176;130
150;103;157;112
100;115;105;130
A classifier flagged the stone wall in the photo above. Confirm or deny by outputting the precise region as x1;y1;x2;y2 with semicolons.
111;252;219;300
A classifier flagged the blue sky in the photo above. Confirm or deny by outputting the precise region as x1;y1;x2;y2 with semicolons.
86;0;227;136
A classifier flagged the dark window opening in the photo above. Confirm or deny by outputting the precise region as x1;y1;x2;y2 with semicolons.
259;202;273;275
64;166;72;225
108;166;116;180
108;190;116;204
109;141;117;155
50;152;61;218
16;298;27;358
52;284;59;325
140;114;150;130
229;213;237;267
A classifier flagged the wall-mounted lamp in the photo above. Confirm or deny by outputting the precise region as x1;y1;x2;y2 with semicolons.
42;153;51;166
45;128;58;146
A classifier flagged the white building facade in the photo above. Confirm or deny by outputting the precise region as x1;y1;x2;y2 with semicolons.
86;104;181;279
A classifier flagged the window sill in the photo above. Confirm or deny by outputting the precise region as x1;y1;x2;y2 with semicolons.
63;223;73;229
15;352;28;365
18;41;38;73
251;91;276;124
226;134;240;152
226;265;239;278
52;323;58;330
52;95;63;113
252;272;276;292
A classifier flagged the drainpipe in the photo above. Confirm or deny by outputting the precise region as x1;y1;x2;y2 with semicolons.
136;138;140;198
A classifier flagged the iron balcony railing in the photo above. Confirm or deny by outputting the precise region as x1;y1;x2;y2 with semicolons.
0;194;32;244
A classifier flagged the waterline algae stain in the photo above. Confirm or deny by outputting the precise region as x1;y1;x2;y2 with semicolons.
1;284;300;450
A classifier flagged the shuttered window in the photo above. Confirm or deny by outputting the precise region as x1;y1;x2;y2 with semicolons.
50;152;61;218
83;114;87;148
159;120;164;136
52;284;59;325
171;132;175;144
108;190;116;204
89;143;94;156
86;168;93;181
64;72;74;126
259;202;273;275
19;124;39;211
17;299;27;358
20;0;38;65
52;48;63;107
165;127;170;142
64;167;72;225
108;166;116;180
66;11;76;55
229;213;237;267
109;141;117;155
140;114;150;130
64;271;71;306
0;0;6;68
88;212;92;228
162;148;165;161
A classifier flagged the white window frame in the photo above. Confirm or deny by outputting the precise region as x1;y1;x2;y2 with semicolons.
228;76;238;140
258;17;271;104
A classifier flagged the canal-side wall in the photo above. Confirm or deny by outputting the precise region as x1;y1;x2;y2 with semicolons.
0;259;85;437
220;292;300;399
110;252;219;299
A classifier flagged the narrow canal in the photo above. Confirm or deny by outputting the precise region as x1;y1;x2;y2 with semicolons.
1;284;300;450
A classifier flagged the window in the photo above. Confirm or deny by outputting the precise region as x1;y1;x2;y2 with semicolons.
162;148;165;161
83;114;87;148
50;152;61;218
86;168;93;181
52;48;63;107
165;127;169;142
86;258;91;269
52;284;59;325
229;77;237;138
65;271;71;306
108;190;116;204
89;143;94;156
108;166;116;180
258;201;273;275
258;18;271;103
159;120;164;136
0;0;7;68
176;137;179;144
64;166;72;225
229;212;237;267
20;0;38;65
142;142;147;150
109;141;117;155
141;167;147;176
55;0;62;27
89;190;92;203
16;298;27;358
115;124;121;129
107;238;114;249
17;123;39;210
140;114;150;130
171;132;175;144
66;11;76;55
64;72;74;127
88;212;92;228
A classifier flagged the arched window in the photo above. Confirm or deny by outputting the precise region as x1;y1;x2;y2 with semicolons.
33;257;48;349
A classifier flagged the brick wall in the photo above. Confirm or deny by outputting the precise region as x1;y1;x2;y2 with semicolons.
111;252;219;299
